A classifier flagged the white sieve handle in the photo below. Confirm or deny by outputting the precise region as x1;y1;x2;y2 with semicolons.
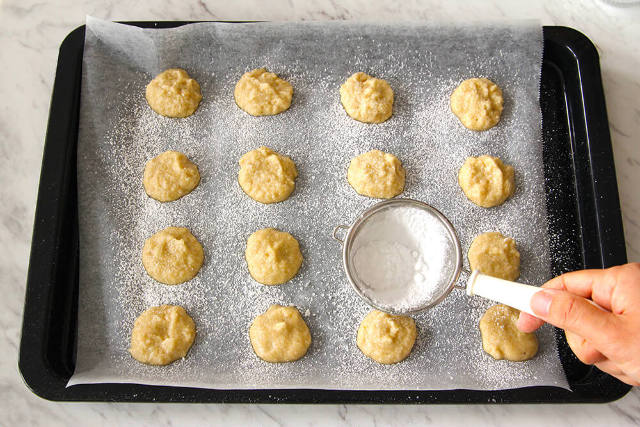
466;270;540;316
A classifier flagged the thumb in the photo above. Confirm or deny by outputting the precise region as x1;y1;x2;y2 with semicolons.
530;289;615;349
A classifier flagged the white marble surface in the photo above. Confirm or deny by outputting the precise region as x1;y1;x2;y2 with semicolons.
1;0;640;425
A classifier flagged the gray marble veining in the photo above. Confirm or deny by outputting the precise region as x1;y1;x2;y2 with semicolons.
2;0;639;425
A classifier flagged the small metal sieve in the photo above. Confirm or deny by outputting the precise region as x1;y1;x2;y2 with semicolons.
333;198;546;316
332;198;465;315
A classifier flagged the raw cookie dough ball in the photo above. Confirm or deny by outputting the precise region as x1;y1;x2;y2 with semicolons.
145;68;202;118
357;310;417;364
347;149;405;199
450;78;503;131
143;151;200;202
479;304;538;361
340;72;394;123
458;155;515;208
238;146;298;204
245;228;303;285
142;227;204;285
129;305;196;365
468;232;520;281
249;304;311;362
234;68;293;116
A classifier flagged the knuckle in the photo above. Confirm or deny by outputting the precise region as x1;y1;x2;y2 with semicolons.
578;346;602;365
625;262;640;276
565;332;601;365
576;352;598;365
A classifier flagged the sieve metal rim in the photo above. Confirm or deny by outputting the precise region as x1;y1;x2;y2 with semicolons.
333;198;463;315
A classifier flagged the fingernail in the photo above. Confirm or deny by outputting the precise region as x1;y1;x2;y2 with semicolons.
531;290;555;317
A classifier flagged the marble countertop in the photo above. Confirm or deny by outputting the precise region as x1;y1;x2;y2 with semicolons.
2;0;640;425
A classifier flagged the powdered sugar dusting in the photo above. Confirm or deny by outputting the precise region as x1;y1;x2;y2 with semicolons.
351;204;454;312
70;19;568;391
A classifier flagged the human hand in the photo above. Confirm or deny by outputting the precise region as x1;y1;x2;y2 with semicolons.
517;263;640;386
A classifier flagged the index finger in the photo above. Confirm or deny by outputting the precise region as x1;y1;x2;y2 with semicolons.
541;268;617;312
517;269;612;333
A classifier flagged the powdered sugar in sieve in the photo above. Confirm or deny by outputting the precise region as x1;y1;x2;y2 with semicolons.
334;198;463;314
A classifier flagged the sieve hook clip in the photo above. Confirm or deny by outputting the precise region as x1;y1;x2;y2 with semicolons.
454;268;472;290
332;225;349;243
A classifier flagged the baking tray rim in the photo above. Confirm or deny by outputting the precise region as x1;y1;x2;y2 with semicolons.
18;22;631;403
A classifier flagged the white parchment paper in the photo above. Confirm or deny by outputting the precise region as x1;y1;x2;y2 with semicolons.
70;17;568;390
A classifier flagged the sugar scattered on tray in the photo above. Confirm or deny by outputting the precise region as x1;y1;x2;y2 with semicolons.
73;21;568;391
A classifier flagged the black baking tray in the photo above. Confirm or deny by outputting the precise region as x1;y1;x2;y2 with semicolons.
19;22;631;403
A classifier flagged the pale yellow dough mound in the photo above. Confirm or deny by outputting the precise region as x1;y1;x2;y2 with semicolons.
145;68;202;118
234;68;293;116
142;227;204;285
356;310;417;364
347;150;405;199
245;228;303;285
450;78;503;131
479;304;538;361
249;304;311;363
468;232;520;281
458;155;515;208
143;151;200;202
129;305;196;366
340;72;394;123
238;146;298;204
